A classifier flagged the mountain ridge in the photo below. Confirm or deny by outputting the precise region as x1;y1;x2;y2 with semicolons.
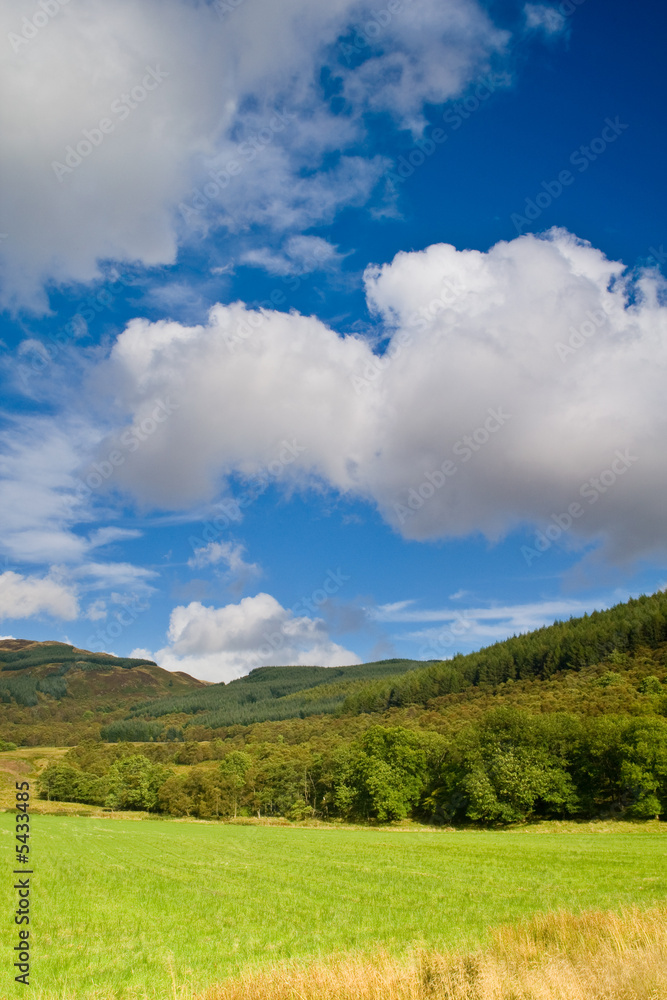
1;590;666;747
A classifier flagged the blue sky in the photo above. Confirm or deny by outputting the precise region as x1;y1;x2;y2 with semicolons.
0;0;665;680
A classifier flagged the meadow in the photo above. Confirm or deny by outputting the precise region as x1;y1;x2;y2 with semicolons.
0;814;665;999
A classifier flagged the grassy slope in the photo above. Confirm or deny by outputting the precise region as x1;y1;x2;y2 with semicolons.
0;814;664;999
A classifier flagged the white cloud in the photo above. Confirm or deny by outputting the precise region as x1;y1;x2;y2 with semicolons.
240;236;348;276
392;595;618;659
0;571;79;621
85;599;108;622
372;596;601;625
73;562;157;593
188;540;261;595
96;229;667;564
524;4;567;36
144;592;360;682
342;0;508;133
88;527;142;549
372;600;417;618
0;419;93;565
188;540;259;574
0;422;156;611
0;0;507;309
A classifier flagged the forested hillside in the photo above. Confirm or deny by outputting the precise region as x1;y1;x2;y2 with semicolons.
119;658;428;735
97;590;667;741
0;639;206;746
2;593;667;746
3;590;666;826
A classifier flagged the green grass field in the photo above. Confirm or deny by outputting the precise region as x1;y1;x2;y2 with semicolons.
1;815;665;999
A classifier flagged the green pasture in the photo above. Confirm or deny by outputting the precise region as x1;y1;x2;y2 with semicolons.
1;814;665;998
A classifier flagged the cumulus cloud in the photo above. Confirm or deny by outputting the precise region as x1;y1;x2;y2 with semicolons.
142;592;360;682
95;229;667;564
0;0;506;310
0;571;79;621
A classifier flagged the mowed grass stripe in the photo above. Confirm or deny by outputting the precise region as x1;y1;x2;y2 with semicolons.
0;816;665;999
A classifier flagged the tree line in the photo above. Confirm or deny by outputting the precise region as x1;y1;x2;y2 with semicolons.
38;707;667;824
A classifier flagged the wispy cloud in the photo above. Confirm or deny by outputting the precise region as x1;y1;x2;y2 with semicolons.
523;4;568;37
241;236;349;277
370;597;599;626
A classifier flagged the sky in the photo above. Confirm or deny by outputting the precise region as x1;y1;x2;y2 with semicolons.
0;0;665;682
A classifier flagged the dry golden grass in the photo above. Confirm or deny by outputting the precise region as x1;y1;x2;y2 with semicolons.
197;906;667;1000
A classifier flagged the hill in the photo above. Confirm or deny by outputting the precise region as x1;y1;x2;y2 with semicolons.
0;639;206;745
1;591;666;749
102;589;667;741
0;643;429;744
2;592;667;824
121;658;430;734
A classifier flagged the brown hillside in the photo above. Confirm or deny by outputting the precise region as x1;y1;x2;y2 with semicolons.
0;639;205;746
